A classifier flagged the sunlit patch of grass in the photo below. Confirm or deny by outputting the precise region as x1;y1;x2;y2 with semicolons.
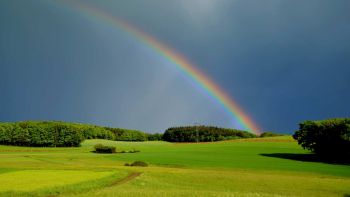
0;170;116;192
0;170;129;197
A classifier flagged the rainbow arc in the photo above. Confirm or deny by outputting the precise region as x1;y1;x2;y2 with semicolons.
56;1;260;134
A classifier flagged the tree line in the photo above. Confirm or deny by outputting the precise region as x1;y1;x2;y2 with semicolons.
162;125;256;142
0;121;258;146
0;121;161;147
0;121;83;147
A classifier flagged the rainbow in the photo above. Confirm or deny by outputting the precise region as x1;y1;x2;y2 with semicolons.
55;1;260;134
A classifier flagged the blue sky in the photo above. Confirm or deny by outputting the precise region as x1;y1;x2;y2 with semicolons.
0;0;349;133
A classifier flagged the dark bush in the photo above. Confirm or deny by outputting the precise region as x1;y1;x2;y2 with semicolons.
94;144;116;153
293;118;350;157
260;132;284;138
130;161;148;167
162;126;256;142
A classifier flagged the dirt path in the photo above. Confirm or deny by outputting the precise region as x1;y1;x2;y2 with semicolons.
45;172;143;197
109;172;142;187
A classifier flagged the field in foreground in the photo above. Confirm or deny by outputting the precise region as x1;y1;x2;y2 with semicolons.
0;136;349;197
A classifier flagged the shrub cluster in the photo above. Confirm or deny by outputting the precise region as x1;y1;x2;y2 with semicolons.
94;144;116;153
162;126;256;142
125;161;148;167
293;118;350;157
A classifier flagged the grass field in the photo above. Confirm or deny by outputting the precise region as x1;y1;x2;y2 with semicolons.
0;136;349;197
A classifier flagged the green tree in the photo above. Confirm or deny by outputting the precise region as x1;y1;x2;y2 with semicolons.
293;118;350;157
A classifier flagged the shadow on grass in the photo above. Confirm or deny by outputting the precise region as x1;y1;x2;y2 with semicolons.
260;153;350;165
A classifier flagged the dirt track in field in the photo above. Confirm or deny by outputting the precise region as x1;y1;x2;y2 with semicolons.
109;172;142;187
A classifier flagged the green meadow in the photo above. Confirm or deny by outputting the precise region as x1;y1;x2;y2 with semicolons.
0;136;349;197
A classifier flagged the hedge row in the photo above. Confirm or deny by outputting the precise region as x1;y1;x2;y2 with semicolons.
162;126;256;142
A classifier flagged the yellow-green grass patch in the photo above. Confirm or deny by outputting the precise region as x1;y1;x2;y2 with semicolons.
0;170;115;192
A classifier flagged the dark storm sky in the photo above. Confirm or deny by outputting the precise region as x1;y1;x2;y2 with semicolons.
0;0;349;133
